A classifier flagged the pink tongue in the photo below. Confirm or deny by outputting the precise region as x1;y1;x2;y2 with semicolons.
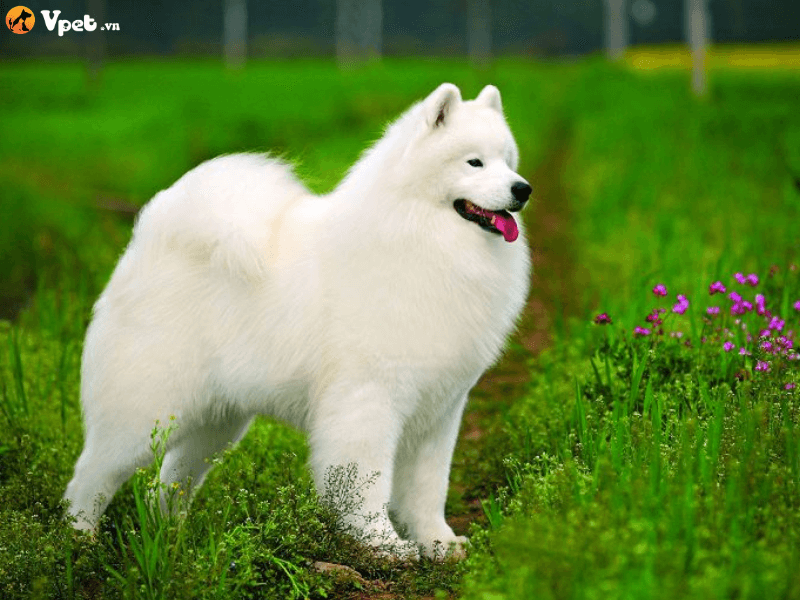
494;213;519;243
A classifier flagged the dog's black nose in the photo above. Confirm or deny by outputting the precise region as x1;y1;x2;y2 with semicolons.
511;181;532;207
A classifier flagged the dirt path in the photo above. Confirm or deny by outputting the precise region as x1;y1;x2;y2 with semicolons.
449;119;577;534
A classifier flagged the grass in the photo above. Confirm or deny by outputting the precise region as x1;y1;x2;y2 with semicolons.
1;48;800;598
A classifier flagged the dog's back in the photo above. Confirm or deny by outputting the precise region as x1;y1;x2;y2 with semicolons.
128;154;310;282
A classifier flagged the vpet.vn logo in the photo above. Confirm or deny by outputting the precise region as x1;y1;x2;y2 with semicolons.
39;9;120;37
6;6;35;34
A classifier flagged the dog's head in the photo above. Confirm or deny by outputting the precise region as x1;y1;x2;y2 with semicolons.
412;83;531;243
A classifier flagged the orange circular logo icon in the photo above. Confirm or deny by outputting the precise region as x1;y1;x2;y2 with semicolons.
6;6;35;34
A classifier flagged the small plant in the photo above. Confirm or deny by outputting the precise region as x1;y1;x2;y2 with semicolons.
103;419;185;600
0;326;29;437
320;464;406;555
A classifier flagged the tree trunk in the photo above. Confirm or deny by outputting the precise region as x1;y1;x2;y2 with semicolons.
224;0;247;70
336;0;382;66
604;0;628;60
467;0;491;67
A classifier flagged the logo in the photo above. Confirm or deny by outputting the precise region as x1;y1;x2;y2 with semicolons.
5;8;121;37
39;10;119;36
6;6;35;34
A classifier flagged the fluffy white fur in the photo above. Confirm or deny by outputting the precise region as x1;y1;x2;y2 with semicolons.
64;83;531;558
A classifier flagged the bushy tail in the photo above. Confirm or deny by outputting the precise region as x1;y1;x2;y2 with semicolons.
132;154;310;281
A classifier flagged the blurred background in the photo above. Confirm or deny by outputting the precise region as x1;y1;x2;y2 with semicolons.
2;0;799;60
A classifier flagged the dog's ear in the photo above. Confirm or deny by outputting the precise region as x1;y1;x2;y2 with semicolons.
425;83;461;129
476;85;503;113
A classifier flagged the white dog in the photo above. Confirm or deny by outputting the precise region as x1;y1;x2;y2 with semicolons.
64;83;531;557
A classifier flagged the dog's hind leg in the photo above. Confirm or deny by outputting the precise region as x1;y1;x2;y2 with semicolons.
64;428;154;531
158;415;253;514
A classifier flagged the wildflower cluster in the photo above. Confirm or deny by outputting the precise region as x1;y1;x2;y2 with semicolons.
594;266;800;389
627;284;690;337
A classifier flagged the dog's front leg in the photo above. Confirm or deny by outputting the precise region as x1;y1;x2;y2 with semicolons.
390;391;469;559
308;381;412;556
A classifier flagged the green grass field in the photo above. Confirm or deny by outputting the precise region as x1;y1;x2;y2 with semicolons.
1;51;800;599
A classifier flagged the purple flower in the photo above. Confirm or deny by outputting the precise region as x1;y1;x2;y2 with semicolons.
709;281;727;295
728;291;742;303
594;312;613;325
746;274;759;286
785;383;796;390
723;341;735;352
734;273;747;284
673;294;689;315
731;303;747;316
653;284;667;297
755;294;766;315
794;300;800;311
739;347;751;356
633;326;651;337
755;360;771;373
769;317;785;332
707;306;720;316
759;329;771;338
645;310;663;325
761;340;774;353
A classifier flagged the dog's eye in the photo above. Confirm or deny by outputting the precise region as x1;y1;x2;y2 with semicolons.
467;159;483;168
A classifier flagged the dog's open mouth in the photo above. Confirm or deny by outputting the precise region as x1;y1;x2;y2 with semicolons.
454;199;519;243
